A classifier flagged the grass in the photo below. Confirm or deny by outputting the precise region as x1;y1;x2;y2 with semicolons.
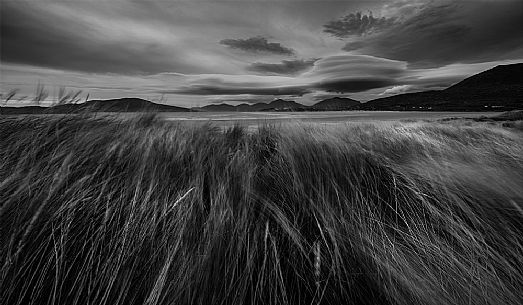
1;114;522;305
435;110;523;131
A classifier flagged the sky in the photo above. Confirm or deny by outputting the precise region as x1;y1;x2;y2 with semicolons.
1;0;522;107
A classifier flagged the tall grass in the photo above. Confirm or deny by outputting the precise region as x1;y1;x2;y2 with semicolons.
1;115;522;305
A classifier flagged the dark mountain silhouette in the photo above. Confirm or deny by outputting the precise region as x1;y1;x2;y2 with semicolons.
199;103;237;112
1;98;190;114
248;102;275;111
80;98;190;112
360;63;523;111
196;99;309;112
447;63;523;89
0;106;48;115
261;99;306;111
312;97;360;110
236;103;256;111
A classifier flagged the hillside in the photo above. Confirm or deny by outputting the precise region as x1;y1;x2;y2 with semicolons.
1;98;190;114
80;98;190;112
197;99;309;112
360;63;523;111
312;97;360;110
198;103;238;112
259;99;307;111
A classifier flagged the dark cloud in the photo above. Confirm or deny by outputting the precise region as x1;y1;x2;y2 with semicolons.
308;54;407;80
165;78;394;97
314;78;396;93
220;36;295;55
168;54;405;96
306;55;405;93
340;1;523;68
323;11;395;38
162;78;392;96
163;85;311;96
0;3;200;74
247;59;318;75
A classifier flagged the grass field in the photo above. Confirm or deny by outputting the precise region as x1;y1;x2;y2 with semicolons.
1;114;522;305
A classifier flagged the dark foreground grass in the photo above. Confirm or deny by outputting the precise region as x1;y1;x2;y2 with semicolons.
1;115;522;305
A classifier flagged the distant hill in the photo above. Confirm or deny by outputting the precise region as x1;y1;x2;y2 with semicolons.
1;98;190;114
79;98;190;112
360;63;523;111
260;99;307;111
312;97;360;110
199;103;237;112
447;63;523;89
196;99;309;112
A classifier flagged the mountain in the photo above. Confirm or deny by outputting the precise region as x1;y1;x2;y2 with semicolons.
79;98;190;112
360;63;523;111
196;99;309;112
447;63;523;90
236;103;256;111
1;98;190;114
260;99;306;111
0;106;48;115
312;97;360;110
200;103;237;112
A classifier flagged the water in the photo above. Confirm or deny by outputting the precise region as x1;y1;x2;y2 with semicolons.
158;111;496;128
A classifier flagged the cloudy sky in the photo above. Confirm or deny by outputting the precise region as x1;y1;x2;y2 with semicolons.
1;0;522;107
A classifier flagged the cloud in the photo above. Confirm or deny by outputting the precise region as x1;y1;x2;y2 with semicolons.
164;84;310;96
220;36;295;55
340;1;523;68
247;59;318;75
166;54;407;96
206;95;276;105
323;11;396;38
306;54;407;81
380;0;427;19
162;79;392;96
379;85;414;95
304;54;407;93
0;2;243;75
315;78;396;93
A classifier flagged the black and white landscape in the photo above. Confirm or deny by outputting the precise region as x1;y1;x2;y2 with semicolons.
1;1;523;305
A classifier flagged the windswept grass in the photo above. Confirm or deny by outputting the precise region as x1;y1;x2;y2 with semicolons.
1;115;522;305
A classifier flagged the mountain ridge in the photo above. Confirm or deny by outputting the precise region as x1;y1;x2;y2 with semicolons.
359;63;523;111
1;97;191;114
195;97;360;112
311;97;360;110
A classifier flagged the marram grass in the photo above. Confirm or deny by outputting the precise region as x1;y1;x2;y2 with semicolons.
1;115;522;305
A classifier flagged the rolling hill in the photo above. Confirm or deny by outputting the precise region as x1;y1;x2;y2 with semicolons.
360;63;523;111
196;98;361;112
196;99;310;112
311;97;360;110
1;98;190;114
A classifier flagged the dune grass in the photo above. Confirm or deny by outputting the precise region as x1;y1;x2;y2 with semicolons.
1;114;522;305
